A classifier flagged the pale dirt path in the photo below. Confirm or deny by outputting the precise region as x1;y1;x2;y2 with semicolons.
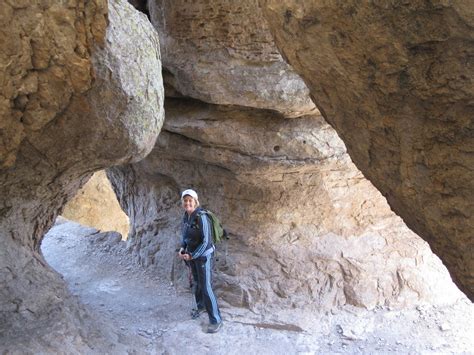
41;219;474;354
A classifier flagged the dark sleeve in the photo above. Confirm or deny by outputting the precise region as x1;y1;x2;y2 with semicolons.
190;213;212;259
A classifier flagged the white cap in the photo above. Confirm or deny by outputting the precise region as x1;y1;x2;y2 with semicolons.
181;189;198;201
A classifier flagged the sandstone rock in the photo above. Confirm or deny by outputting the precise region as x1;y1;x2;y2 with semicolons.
147;0;317;117
260;0;474;300
62;170;130;239
109;98;462;311
0;0;164;351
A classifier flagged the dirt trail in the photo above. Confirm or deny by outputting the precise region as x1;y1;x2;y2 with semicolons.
41;219;473;354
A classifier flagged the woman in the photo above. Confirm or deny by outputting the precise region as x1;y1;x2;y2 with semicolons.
178;189;223;333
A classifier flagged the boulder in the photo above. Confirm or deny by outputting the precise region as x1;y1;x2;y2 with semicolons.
147;0;317;117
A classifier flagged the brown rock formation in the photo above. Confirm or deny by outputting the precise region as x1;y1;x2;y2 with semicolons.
0;0;164;350
147;0;317;117
260;1;474;300
0;1;469;352
62;170;130;239
109;98;462;311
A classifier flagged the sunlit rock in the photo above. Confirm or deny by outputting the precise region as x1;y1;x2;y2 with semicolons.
62;170;130;239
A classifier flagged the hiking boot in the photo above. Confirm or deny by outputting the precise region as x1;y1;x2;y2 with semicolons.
190;308;206;319
207;321;223;333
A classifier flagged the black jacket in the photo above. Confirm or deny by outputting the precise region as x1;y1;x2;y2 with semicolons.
181;207;213;259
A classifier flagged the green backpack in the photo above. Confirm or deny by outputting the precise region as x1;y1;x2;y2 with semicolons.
199;209;227;245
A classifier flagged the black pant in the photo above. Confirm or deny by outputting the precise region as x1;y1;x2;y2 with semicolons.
189;254;222;324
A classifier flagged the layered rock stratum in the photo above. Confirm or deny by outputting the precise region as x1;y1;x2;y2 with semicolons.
0;0;164;351
260;0;474;300
148;0;317;117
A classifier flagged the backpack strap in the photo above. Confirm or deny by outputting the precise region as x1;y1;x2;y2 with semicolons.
197;209;219;245
195;209;205;227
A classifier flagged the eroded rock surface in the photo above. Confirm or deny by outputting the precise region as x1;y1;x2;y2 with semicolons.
0;0;164;351
108;98;462;311
62;170;130;239
147;0;317;117
260;1;474;300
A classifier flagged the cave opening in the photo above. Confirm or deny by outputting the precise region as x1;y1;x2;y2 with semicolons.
61;170;131;241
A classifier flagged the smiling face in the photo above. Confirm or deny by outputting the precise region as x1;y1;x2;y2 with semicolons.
182;195;198;215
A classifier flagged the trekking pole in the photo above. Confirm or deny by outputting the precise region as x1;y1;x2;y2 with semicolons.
184;258;198;313
190;279;198;312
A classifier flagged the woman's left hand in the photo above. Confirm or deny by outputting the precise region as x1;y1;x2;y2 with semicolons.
182;253;192;261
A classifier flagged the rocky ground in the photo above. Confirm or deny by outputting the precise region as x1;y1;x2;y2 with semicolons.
40;219;473;354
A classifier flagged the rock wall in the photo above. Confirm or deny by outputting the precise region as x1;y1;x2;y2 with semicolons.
109;98;462;312
0;0;164;351
259;0;474;300
62;170;130;239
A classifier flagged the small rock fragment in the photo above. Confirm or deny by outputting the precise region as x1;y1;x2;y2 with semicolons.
439;323;451;331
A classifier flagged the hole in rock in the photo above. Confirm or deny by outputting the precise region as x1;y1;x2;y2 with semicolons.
61;170;130;240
